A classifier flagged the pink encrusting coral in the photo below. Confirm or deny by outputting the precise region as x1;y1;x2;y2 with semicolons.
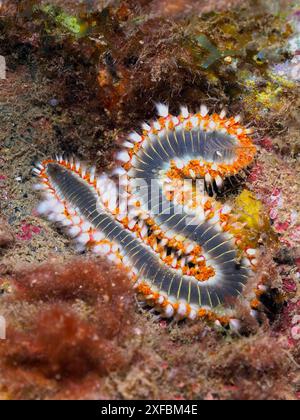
16;223;42;241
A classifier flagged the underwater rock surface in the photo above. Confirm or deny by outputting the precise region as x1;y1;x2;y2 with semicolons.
0;0;299;401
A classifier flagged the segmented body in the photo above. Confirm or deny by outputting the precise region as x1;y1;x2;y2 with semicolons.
34;105;258;326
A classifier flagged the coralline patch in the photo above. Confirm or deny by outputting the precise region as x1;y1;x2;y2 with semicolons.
33;105;263;327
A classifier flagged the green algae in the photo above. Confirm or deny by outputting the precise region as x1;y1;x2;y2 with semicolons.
33;4;87;37
189;9;292;71
181;5;298;122
195;34;238;69
3;0;299;129
239;71;293;114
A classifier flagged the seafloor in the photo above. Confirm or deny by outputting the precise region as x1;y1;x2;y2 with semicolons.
0;0;300;400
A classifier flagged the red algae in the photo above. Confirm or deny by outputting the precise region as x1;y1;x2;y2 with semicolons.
0;258;136;398
14;258;132;305
1;304;128;379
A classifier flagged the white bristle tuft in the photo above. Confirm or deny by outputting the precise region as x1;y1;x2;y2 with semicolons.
36;200;56;215
48;213;58;222
165;230;175;239
251;258;258;267
243;258;252;268
68;226;81;238
81;222;92;232
190;116;199;127
112;167;126;176
53;203;65;214
221;205;231;215
174;159;184;170
215;175;223;188
180;107;189;119
77;233;90;245
112;243;119;253
153;121;161;131
93;245;101;254
156;103;169;118
164;304;174;318
189;169;196;179
229;319;241;332
71;216;81;225
129;132;142;143
108;254;120;264
161;238;168;247
177;303;187;317
108;198;117;213
205;173;212;184
210;213;220;224
92;231;105;242
61;219;72;227
214;320;222;328
188;309;197;321
157;296;164;305
142;123;151;132
67;207;76;216
102;192;109;203
246;248;257;257
186;244;195;254
172;116;179;126
123;141;134;149
220;109;226;119
200;105;209;117
89;166;96;182
33;183;47;191
250;309;258;319
141;225;148;238
100;244;111;255
128;219;137;230
96;175;107;190
116;151;130;163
